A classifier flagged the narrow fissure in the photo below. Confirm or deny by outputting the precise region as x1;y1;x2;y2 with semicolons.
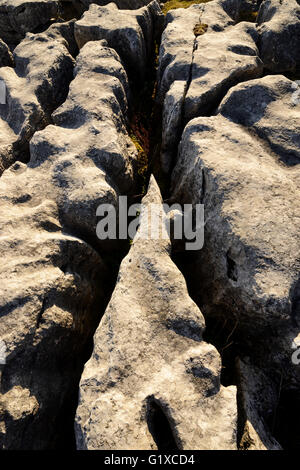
154;0;300;452
127;16;170;201
128;40;161;197
271;388;300;450
146;398;179;450
2;0;298;451
128;2;246;446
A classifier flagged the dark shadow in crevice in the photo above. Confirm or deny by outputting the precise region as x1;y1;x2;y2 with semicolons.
171;249;240;388
226;252;238;282
272;388;300;450
290;277;300;327
146;397;179;450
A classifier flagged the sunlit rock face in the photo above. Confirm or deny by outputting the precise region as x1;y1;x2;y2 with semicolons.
0;0;299;451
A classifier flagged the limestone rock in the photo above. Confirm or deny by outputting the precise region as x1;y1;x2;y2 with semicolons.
257;0;300;74
220;0;260;22
161;80;186;173
0;0;59;47
45;19;79;57
0;0;298;452
0;25;74;176
0;39;137;449
78;0;154;9
184;22;263;121
219;75;300;166
75;1;162;81
158;1;262;173
171;74;300;385
236;357;282;450
157;0;241;102
75;176;237;451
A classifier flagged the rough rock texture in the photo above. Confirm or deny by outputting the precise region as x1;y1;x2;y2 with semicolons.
222;0;260;21
45;19;79;57
170;75;300;447
0;0;59;47
75;1;163;81
257;0;300;74
184;22;263;121
75;176;237;450
0;0;299;452
78;0;154;9
157;0;258;101
157;2;234;102
172;74;300;331
0;23;74;176
0;39;138;449
158;0;263;172
219;75;300;166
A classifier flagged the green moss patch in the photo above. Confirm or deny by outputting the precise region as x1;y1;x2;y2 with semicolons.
193;22;208;36
238;10;258;23
162;0;211;15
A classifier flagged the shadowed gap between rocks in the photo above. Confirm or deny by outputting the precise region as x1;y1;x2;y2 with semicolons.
172;250;240;388
131;4;251;448
150;1;300;451
4;0;297;450
64;8;166;449
2;1;85;52
172;247;300;450
146;397;179;450
272;388;300;450
128;31;165;199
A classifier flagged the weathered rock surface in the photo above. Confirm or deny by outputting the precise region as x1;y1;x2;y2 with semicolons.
157;0;257;101
0;0;59;47
170;76;300;444
172;75;300;328
45;19;79;57
158;0;263;172
75;176;237;450
257;0;300;74
75;1;163;81
0;23;74;176
184;22;263;121
78;0;154;9
0;39;138;449
0;0;299;452
219;75;300;166
157;2;234;103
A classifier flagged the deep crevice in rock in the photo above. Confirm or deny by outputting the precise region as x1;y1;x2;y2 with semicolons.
272;388;300;450
146;397;179;450
226;252;238;282
65;7;166;449
171;250;239;388
1;0;299;451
